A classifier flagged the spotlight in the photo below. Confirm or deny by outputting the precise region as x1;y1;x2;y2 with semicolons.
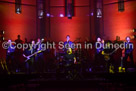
131;35;136;39
16;8;21;14
40;11;44;16
60;14;64;17
68;14;72;19
0;30;5;35
41;38;44;42
0;36;5;41
46;13;50;17
15;0;21;14
97;9;102;18
91;12;94;16
38;10;44;19
133;35;136;38
133;29;136;32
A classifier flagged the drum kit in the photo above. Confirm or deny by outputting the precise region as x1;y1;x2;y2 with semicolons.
55;38;83;68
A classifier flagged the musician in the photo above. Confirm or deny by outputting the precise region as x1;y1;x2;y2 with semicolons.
113;36;123;72
35;38;44;73
123;36;134;69
23;40;36;74
64;48;76;79
64;35;74;53
14;35;23;72
102;40;115;73
6;40;15;73
94;37;104;68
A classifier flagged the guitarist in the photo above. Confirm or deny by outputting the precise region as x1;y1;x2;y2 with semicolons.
102;40;115;73
123;36;134;70
34;38;44;73
23;40;36;74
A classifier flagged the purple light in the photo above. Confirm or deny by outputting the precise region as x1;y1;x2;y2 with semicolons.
67;14;71;17
91;12;94;16
46;13;50;17
89;68;92;72
60;14;64;17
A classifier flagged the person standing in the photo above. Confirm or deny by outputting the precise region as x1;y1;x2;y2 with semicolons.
64;35;74;53
6;40;15;73
123;36;134;70
14;35;23;72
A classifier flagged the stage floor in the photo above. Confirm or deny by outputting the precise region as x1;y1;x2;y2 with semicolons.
0;72;136;91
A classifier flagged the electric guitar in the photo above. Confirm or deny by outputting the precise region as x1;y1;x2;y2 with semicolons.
102;48;119;61
23;50;42;62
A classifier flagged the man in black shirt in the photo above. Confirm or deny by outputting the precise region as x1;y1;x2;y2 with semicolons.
14;35;23;72
64;48;76;79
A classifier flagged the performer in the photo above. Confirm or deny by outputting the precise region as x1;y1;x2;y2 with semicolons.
35;38;44;73
14;35;23;72
94;37;104;68
123;36;134;69
64;35;74;53
64;48;76;65
113;36;123;72
95;37;103;54
23;40;36;74
64;48;76;79
6;40;15;73
102;40;115;73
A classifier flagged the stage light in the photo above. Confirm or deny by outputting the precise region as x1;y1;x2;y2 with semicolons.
97;9;102;18
91;12;94;16
16;8;21;14
38;10;44;19
0;31;5;35
131;35;136;39
60;14;64;17
41;38;44;41
46;13;50;17
67;14;71;18
15;0;21;14
89;68;92;72
37;0;44;19
40;11;43;16
0;36;5;41
133;29;136;32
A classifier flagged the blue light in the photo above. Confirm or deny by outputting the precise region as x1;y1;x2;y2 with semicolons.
46;13;50;17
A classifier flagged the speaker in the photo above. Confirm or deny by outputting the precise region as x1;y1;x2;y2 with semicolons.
65;0;74;19
118;0;124;12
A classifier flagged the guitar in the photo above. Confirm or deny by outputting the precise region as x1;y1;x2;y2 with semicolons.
102;48;119;61
23;50;42;62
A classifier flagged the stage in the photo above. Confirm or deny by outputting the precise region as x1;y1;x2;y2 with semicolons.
0;71;136;90
0;0;136;90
